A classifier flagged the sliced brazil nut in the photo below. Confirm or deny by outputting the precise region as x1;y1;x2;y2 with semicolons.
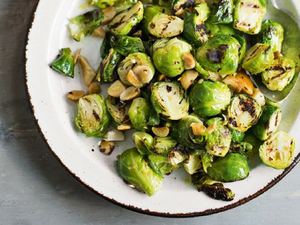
152;126;170;137
107;80;127;98
101;6;117;25
67;90;85;101
178;70;198;90
99;141;115;155
79;55;96;87
120;86;141;101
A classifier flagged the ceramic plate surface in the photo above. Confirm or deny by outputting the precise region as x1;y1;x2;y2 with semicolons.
26;0;300;217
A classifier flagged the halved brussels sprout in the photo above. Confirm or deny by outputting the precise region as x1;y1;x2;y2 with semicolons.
196;35;240;75
205;23;235;37
256;19;284;53
148;154;178;176
208;0;234;24
227;94;262;132
206;117;232;157
152;137;177;156
110;35;145;56
108;1;144;36
151;81;189;120
50;48;74;78
233;0;267;35
192;172;235;201
154;0;172;6
231;129;245;143
171;0;199;16
114;0;139;12
242;130;262;158
96;48;121;83
259;131;295;169
189;81;231;118
69;9;104;42
132;131;154;155
143;5;183;38
168;144;189;166
105;96;130;125
183;151;203;175
242;43;274;75
252;105;282;141
207;153;250;182
152;38;192;77
261;57;296;91
90;0;118;9
128;97;151;131
75;94;110;137
183;3;210;47
117;147;163;196
175;114;207;150
100;32;112;59
118;52;155;87
232;34;246;63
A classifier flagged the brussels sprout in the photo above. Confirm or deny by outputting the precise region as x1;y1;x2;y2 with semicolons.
151;81;189;120
208;0;234;24
171;0;200;16
143;5;183;38
183;3;210;47
207;153;250;182
233;0;267;35
261;57;296;91
183;151;203;175
152;137;177;156
75;94;110;137
105;96;130;125
196;35;240;75
206;23;235;37
69;9;104;42
90;0;118;9
242;43;274;75
168;144;189;166
259;131;295;169
189;81;231;118
148;154;179;176
231;130;245;143
132;131;154;155
147;107;161;126
256;20;284;53
110;35;145;56
152;38;192;77
229;141;253;155
128;97;151;131
192;172;235;201
251;105;282;141
50;48;74;78
154;0;172;6
108;1;144;36
118;52;155;87
200;150;214;173
242;130;262;158
175;114;207;149
227;94;262;132
114;0;139;12
206;118;232;157
100;32;112;59
232;34;246;63
117;148;163;196
96;48;121;83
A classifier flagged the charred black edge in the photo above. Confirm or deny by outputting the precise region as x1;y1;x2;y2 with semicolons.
24;1;300;218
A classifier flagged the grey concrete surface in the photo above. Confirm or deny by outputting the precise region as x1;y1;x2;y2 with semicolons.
0;0;300;224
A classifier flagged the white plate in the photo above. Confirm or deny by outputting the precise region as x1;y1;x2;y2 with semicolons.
26;0;300;216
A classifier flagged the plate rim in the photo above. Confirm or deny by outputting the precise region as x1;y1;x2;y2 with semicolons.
24;0;300;217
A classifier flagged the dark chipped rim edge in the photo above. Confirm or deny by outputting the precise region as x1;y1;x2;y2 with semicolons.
24;0;300;218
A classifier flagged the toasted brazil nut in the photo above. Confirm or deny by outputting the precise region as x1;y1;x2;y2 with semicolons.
120;86;141;101
235;70;254;95
132;65;154;84
182;52;196;70
103;129;125;141
99;141;115;155
79;56;96;87
125;69;143;88
74;48;81;64
102;6;117;25
107;80;127;98
117;124;132;131
178;70;198;90
190;123;206;136
93;26;106;38
67;90;85;101
222;75;243;93
87;82;101;95
152;126;170;137
250;88;266;106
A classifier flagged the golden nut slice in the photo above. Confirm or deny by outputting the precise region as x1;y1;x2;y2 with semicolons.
107;80;127;98
67;90;85;101
178;70;198;90
99;141;115;155
120;86;141;101
152;126;170;137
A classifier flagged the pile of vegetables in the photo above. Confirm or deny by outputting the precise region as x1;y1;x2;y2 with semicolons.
50;0;296;201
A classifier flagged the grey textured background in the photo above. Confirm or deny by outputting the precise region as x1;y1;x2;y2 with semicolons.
1;0;300;224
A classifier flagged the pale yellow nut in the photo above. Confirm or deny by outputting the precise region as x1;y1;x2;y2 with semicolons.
132;65;154;84
250;88;266;106
101;6;117;25
178;70;198;90
158;74;166;82
67;90;85;101
107;80;127;98
152;126;170;137
79;56;96;87
206;122;217;134
120;86;141;101
99;141;115;155
74;48;81;64
87;82;101;95
235;70;254;96
93;26;106;38
274;51;283;59
125;70;143;88
117;124;132;131
182;52;196;70
190;123;206;136
103;129;125;141
222;75;243;93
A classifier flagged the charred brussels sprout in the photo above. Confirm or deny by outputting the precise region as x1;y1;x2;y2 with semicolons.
256;20;284;53
261;57;296;91
175;114;207;149
154;0;172;6
171;0;199;16
242;43;274;75
143;5;183;38
117;148;163;196
110;35;145;56
148;154;178;176
75;94;110;137
252;105;282;141
192;172;235;201
96;48;121;83
108;1;144;36
196;35;240;75
233;0;267;35
115;0;139;12
207;153;250;182
105;96;130;125
50;48;74;78
69;9;104;42
151;81;189;120
189;81;231;118
128;97;151;131
259;131;295;169
205;23;235;37
232;34;246;63
227;94;262;132
132;131;154;155
231;130;245;143
183;3;210;47
206;118;232;157
152;137;177;156
90;0;118;9
184;151;203;175
208;0;234;24
118;52;155;87
100;32;112;59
